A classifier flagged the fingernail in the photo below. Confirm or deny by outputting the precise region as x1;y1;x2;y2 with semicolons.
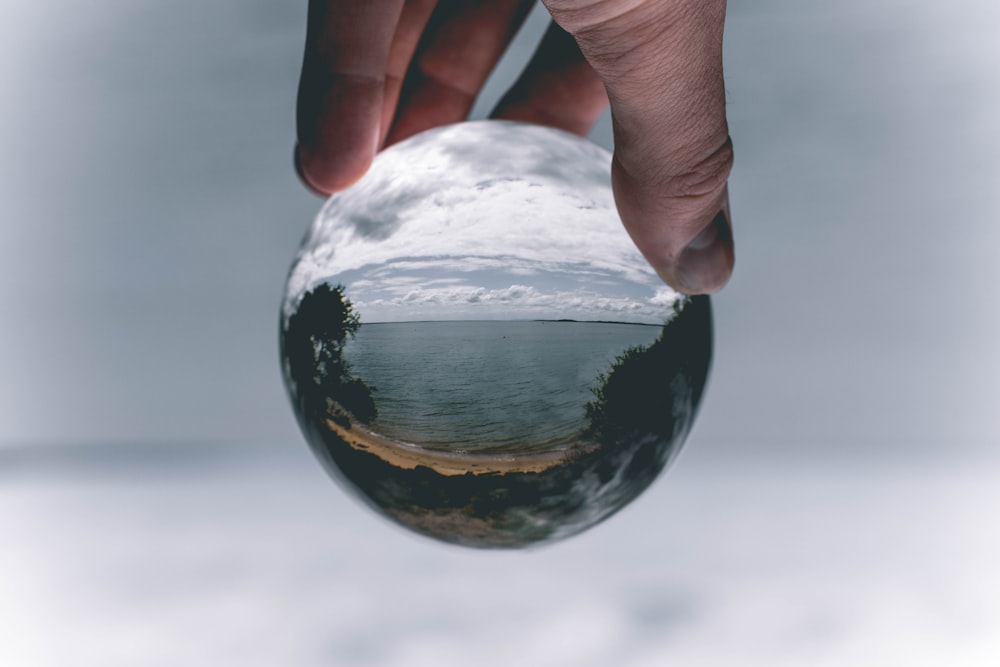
676;210;734;294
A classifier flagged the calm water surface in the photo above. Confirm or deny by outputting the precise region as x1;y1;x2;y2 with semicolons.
343;320;661;450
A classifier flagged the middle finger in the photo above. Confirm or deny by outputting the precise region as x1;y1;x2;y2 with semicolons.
385;0;536;146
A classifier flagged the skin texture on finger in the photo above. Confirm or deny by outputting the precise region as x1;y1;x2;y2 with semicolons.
544;0;734;294
385;0;535;146
297;0;406;195
380;0;439;147
492;21;608;137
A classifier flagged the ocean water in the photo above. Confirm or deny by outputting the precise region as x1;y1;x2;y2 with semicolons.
341;320;662;451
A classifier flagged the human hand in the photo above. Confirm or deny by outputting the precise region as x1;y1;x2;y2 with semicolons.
295;0;733;294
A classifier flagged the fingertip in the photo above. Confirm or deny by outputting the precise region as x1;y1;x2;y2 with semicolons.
666;210;735;295
294;144;331;197
296;144;374;195
295;0;404;193
296;70;384;194
611;156;735;295
295;113;378;194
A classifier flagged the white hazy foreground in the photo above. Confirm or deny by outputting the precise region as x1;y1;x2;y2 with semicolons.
2;441;999;667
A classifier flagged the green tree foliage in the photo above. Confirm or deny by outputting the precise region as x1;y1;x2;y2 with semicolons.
584;340;675;445
283;283;376;423
584;296;712;446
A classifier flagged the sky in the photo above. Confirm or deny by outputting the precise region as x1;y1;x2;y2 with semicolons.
1;1;999;665
1;0;997;449
284;121;679;324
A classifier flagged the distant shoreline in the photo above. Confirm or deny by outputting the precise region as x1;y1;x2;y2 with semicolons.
357;319;663;327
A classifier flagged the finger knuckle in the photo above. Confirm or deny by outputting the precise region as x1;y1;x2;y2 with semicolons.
660;136;734;201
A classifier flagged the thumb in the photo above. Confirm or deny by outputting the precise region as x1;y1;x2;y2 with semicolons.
545;0;734;294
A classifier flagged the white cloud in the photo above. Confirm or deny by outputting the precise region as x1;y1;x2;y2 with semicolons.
650;287;682;308
355;283;676;323
282;122;673;324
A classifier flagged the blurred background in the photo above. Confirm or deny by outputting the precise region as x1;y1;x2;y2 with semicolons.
1;0;998;665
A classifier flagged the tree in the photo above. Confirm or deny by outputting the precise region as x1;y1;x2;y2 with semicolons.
282;283;376;423
584;295;712;446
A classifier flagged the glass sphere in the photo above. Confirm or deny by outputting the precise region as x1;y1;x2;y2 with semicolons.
281;121;712;548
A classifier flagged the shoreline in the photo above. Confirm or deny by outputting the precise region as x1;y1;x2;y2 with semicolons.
323;417;597;477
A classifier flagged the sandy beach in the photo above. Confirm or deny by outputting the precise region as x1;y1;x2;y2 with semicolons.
323;417;596;477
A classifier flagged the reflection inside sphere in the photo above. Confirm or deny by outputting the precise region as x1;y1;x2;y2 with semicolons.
280;121;712;548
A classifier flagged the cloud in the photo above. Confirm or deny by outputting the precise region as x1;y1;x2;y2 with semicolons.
354;283;677;323
283;121;673;324
649;288;682;308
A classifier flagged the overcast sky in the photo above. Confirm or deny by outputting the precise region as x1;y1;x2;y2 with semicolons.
284;121;678;324
0;0;997;450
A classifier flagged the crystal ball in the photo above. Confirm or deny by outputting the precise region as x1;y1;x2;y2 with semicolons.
280;121;712;548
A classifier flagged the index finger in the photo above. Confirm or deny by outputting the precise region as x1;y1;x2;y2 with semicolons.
296;0;406;195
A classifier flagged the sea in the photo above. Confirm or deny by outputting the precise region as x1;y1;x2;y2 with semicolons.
341;320;662;451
